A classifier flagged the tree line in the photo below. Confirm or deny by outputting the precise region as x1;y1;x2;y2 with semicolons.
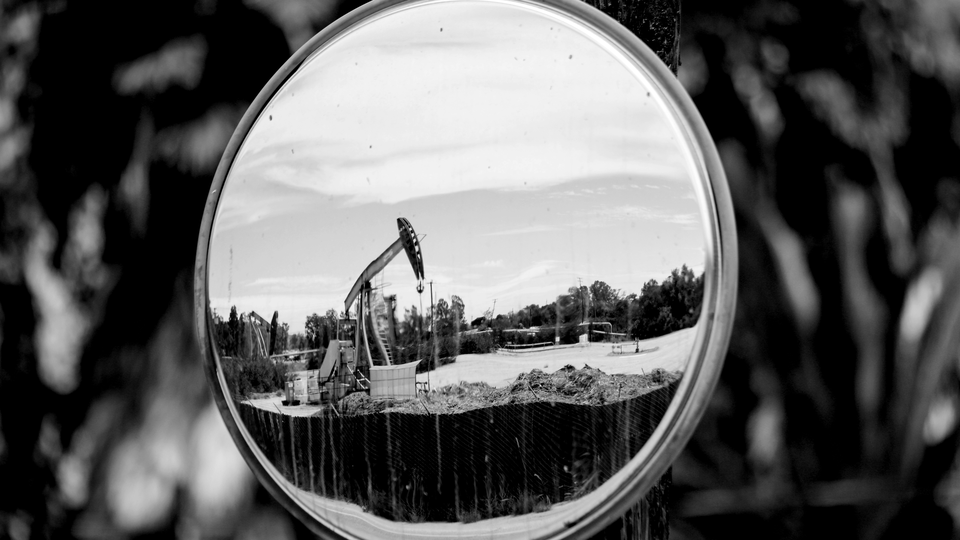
213;265;702;364
212;307;289;359
463;265;704;351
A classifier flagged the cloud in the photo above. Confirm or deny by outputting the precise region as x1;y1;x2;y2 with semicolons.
216;3;691;210
465;260;567;298
238;134;684;208
243;275;344;293
573;205;702;228
210;171;322;234
475;259;504;268
664;213;700;225
480;224;562;237
410;260;570;317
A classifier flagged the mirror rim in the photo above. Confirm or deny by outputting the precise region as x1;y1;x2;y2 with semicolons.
194;0;738;538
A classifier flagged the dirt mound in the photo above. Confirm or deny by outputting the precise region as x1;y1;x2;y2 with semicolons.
337;392;432;416
327;365;680;417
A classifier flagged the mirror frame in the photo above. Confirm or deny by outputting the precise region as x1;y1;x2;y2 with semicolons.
194;0;737;538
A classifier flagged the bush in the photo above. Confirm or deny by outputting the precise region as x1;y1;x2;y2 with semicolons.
220;355;289;399
306;350;320;370
460;332;495;354
437;334;459;359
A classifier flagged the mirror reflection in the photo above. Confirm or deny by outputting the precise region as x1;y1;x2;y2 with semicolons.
207;0;705;527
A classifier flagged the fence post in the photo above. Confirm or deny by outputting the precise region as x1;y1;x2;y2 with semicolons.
290;416;299;487
308;418;315;494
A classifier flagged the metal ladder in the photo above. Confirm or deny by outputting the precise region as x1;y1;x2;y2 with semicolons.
376;327;393;365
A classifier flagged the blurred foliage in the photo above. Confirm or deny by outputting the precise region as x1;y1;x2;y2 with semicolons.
0;1;348;538
673;0;960;538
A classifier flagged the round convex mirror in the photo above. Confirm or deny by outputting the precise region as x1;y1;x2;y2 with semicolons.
195;0;736;538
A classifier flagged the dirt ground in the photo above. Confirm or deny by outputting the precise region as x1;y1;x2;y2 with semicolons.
336;364;681;416
245;329;693;418
416;326;694;389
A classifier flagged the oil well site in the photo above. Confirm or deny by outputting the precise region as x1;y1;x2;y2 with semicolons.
214;217;699;522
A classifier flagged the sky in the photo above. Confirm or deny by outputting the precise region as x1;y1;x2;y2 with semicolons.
208;0;707;334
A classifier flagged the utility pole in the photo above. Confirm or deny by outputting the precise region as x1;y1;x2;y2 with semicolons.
429;280;436;372
577;277;584;324
429;281;435;332
417;291;424;363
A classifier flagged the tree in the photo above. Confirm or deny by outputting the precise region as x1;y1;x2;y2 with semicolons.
268;311;279;355
539;302;557;326
240;314;255;359
276;322;289;353
227;306;241;356
305;313;323;349
589;280;620;320
395;305;424;364
450;295;466;332
565;285;590;323
612;293;637;334
520;303;543;327
212;310;231;356
630;266;704;339
433;298;449;330
323;308;337;348
289;333;305;351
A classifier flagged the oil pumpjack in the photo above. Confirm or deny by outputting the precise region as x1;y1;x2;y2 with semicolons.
313;218;425;404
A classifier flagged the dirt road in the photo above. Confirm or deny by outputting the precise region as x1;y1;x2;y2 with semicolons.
417;327;695;390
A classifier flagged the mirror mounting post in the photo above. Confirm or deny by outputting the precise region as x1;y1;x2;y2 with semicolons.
575;0;679;538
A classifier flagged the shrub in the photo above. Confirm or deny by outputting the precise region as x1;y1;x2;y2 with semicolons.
306;350;320;370
220;355;289;399
460;332;495;354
